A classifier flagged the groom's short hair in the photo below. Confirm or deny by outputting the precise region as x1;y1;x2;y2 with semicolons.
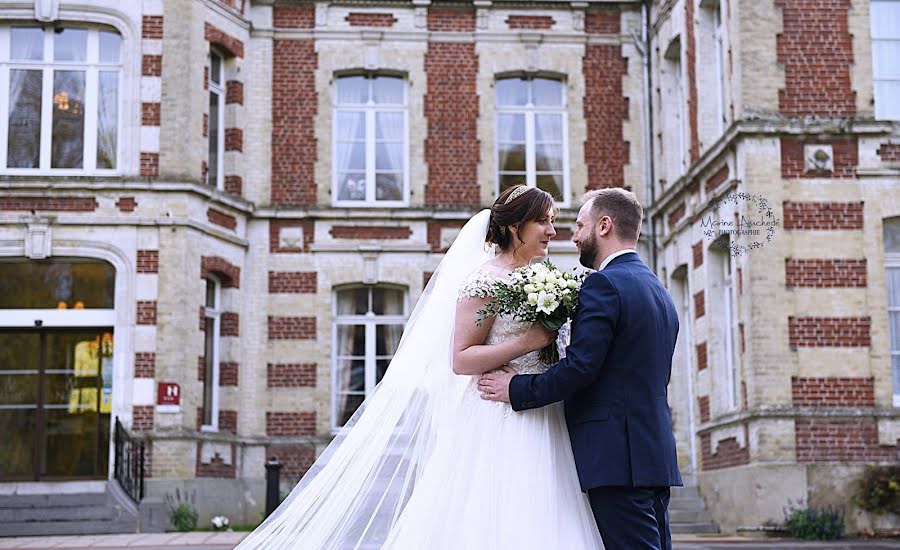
584;188;643;243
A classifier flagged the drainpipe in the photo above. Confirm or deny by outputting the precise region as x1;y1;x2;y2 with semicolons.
634;0;657;271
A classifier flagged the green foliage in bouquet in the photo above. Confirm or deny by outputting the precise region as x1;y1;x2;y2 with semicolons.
474;260;586;363
853;465;900;515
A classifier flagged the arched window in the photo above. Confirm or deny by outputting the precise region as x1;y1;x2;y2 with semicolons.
332;285;407;429
333;74;408;206
207;50;225;189
495;76;568;203
1;24;122;173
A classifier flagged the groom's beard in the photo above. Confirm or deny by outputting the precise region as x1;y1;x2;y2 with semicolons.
579;233;599;269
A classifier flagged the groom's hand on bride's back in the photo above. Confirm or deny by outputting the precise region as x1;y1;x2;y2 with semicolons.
521;323;555;352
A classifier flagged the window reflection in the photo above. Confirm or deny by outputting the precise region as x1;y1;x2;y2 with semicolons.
0;259;115;309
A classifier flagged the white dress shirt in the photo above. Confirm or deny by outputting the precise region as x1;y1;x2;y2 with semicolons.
598;249;637;271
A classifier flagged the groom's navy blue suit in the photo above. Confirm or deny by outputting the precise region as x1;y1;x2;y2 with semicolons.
509;252;682;550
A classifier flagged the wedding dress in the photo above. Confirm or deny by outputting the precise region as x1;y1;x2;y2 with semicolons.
234;211;603;549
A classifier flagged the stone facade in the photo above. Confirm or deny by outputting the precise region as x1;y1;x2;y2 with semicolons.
0;0;897;534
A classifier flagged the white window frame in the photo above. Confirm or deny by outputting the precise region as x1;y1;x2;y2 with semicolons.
887;253;900;407
871;0;900;120
0;25;122;175
207;50;225;190
331;285;407;432
713;1;727;133
494;77;571;207
332;75;409;208
201;277;221;432
661;40;687;184
722;250;740;410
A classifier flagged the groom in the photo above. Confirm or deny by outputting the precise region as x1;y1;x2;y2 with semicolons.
479;188;682;550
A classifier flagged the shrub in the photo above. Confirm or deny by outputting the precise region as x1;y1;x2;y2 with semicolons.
785;504;844;541
170;502;199;532
853;465;900;515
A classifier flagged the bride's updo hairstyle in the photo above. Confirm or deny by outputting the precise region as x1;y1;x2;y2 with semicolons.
486;185;556;251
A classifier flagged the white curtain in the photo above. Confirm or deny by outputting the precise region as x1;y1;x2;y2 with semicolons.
376;112;403;172
96;72;117;169
9;28;44;168
373;76;403;104
496;77;527;106
535;113;563;172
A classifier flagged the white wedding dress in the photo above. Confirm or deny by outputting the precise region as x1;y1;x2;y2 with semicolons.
235;210;603;550
382;267;604;549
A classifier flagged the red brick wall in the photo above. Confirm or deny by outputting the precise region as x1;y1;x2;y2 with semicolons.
266;411;316;436
783;201;864;230
427;6;476;31
0;196;98;211
685;0;699;162
780;137;858;178
693;290;705;318
269;272;317;293
506;15;555;29
137;301;157;325
668;203;685;228
204;23;244;58
785;258;866;288
267;363;317;388
196;445;236;478
268;316;316;340
142;15;163;39
116;197;137;212
427;220;466;252
137;250;159;273
346;13;397;27
142;55;162;77
219;362;238;386
700;433;750;470
224;128;243;152
142;102;160;126
329;226;412;239
221;312;240;337
269;220;315;253
424;41;479;206
207;208;237;230
585;6;620;34
696;342;708;371
201;256;241;288
796;419;898;463
133;405;154;431
266;444;316;478
584;43;629;189
705;164;729;194
134;352;156;378
273;4;315;29
225;80;243;105
224;175;242;195
692;242;703;268
698;395;710;423
775;0;855;117
272;40;317;207
791;377;875;407
140;152;159;176
788;316;871;347
877;143;900;162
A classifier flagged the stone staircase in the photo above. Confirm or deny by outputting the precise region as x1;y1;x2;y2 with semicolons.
0;482;139;537
669;485;719;534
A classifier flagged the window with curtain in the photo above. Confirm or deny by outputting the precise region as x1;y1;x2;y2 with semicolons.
332;285;406;429
207;51;224;188
2;25;121;172
333;75;407;206
495;77;568;203
201;277;220;430
872;1;900;120
884;218;900;406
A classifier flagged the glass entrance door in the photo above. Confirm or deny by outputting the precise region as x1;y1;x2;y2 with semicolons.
0;329;113;480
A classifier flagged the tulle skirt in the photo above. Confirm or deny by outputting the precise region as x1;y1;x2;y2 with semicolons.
383;378;605;550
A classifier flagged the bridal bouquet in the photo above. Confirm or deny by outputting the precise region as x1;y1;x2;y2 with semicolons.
476;260;586;363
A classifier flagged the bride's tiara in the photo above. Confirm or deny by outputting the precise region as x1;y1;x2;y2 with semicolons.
503;185;529;205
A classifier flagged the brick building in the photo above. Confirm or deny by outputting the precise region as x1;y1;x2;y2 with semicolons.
0;0;897;534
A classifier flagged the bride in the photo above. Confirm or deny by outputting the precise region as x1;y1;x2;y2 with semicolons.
235;185;604;549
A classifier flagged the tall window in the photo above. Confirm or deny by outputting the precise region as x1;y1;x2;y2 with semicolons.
884;218;900;406
332;286;406;429
201;277;220;431
333;75;407;206
872;1;900;120
712;1;727;133
495;77;568;203
207;51;224;188
712;239;739;410
1;25;121;172
661;39;686;184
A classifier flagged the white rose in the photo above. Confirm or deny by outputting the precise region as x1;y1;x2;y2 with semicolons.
523;283;536;293
527;292;539;305
533;282;545;291
534;273;546;283
561;288;571;295
568;279;579;289
545;273;557;284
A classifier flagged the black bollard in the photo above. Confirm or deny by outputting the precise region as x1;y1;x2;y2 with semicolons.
265;456;282;518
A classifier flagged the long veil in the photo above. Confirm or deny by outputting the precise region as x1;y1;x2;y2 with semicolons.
235;210;494;549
